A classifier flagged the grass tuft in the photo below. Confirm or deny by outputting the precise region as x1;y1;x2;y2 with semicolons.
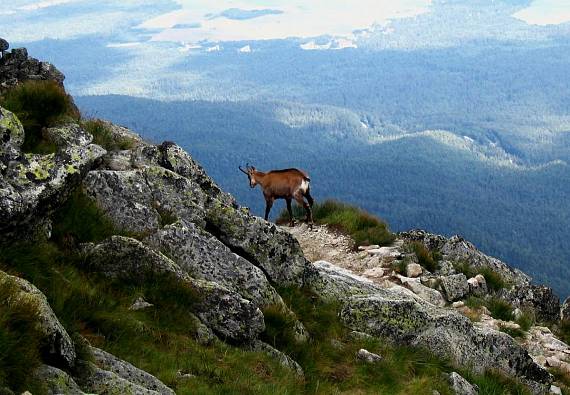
408;241;440;272
279;199;396;248
81;119;135;151
0;279;46;393
453;262;506;292
0;80;79;153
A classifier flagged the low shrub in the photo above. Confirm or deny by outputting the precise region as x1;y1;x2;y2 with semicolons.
409;241;439;272
279;199;396;247
453;262;506;292
486;297;514;322
0;80;79;153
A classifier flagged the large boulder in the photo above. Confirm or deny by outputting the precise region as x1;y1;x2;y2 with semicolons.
206;200;309;286
90;347;175;395
307;262;551;389
146;220;283;307
132;141;236;207
0;271;76;368
440;274;469;302
83;235;264;343
0;122;105;238
33;365;85;395
79;362;161;395
502;284;560;323
83;235;190;282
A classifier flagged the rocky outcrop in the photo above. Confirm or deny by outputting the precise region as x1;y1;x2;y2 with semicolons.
0;111;106;239
0;271;76;369
0;106;24;163
306;261;551;389
33;365;85;395
83;235;265;343
251;341;304;377
502;284;560;323
79;362;162;395
0;47;64;93
146;220;283;307
400;229;530;285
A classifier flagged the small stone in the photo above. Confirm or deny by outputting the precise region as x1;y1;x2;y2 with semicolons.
440;274;469;301
356;349;382;363
550;385;562;395
129;296;154;311
176;370;195;380
448;372;478;395
406;263;423;278
546;356;561;368
362;267;385;278
452;301;465;308
513;308;523;320
358;245;380;251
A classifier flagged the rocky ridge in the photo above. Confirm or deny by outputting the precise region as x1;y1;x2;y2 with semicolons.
1;46;569;394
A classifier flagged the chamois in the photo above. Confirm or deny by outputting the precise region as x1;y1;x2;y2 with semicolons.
239;164;314;226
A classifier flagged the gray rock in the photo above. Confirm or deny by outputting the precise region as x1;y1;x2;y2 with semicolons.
192;277;265;342
307;262;550;387
468;274;488;297
562;297;570;321
206;200;309;287
84;235;190;282
91;347;175;395
440;274;469;302
402;277;446;307
406;263;423;277
83;235;264;343
1;136;105;238
129;297;154;311
44;123;92;148
0;271;76;368
33;365;85;395
356;349;383;363
82;170;162;234
0;47;65;93
551;385;562;395
400;230;530;286
131;141;235;207
448;372;478;395
503;284;560;323
0;106;24;163
80;362;161;395
251;340;304;377
146;220;282;307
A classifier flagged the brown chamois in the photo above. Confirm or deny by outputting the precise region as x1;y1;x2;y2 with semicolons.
239;164;314;226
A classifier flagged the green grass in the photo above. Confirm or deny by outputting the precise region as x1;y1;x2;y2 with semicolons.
453;262;506;292
408;241;440;272
0;80;79;154
0;279;46;393
51;188;120;248
279;199;396;248
0;182;540;394
262;287;454;395
81;119;135;151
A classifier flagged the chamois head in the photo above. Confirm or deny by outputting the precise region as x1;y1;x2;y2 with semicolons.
238;163;257;188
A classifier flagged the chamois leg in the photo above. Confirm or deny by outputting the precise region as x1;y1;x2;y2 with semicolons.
305;189;314;208
294;193;313;228
286;198;295;227
264;198;274;221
